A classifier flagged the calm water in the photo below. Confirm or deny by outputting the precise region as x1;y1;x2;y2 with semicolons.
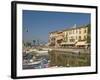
23;49;90;69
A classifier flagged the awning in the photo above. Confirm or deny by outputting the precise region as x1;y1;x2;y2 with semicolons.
61;42;75;45
56;36;63;40
75;41;86;46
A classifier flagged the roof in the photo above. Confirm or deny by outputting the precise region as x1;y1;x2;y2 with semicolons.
63;24;89;31
49;24;90;34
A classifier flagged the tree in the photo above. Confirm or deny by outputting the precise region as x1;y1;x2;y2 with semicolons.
25;42;32;47
87;35;90;43
33;40;36;46
37;40;39;45
87;24;91;34
86;24;91;43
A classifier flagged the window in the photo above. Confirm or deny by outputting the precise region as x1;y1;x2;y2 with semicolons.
84;35;87;40
70;39;75;42
73;30;74;34
76;29;78;33
66;32;68;35
76;36;77;39
71;36;73;39
79;36;81;41
84;29;87;33
79;29;81;34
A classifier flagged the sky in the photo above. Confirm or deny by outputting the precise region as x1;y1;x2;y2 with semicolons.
23;10;90;44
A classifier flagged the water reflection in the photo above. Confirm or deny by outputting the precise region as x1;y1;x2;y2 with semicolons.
23;49;90;69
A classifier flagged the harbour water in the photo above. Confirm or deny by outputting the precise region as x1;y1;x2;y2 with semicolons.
23;48;90;69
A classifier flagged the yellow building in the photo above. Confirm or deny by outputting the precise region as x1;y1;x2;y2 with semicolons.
49;24;90;48
49;31;64;47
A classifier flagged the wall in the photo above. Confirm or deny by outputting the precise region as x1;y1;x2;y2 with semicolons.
0;0;99;80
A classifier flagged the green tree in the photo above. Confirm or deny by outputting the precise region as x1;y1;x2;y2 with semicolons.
25;42;32;47
33;40;36;46
37;40;39;45
87;24;91;34
86;24;91;43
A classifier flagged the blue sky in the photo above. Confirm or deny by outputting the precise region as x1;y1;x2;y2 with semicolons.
23;10;90;43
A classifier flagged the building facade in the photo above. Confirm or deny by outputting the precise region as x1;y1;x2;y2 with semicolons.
49;31;65;47
49;24;90;48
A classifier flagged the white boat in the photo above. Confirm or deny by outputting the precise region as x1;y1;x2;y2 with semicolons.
35;50;48;54
23;60;41;65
